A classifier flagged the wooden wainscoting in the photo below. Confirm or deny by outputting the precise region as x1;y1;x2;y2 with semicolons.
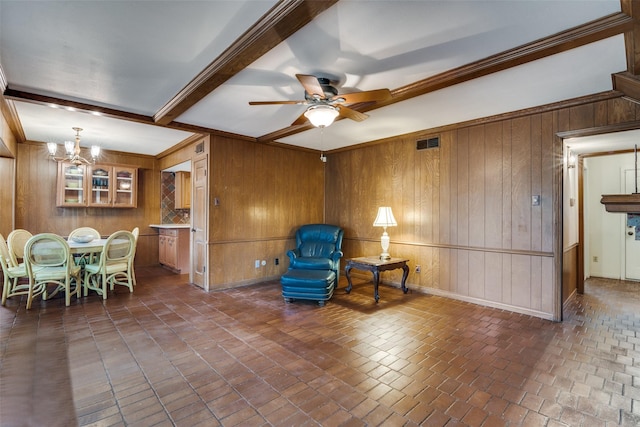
207;136;324;288
327;112;556;318
0;157;14;236
563;243;579;306
327;94;640;320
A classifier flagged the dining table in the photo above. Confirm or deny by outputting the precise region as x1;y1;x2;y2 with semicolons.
67;238;110;254
67;238;129;267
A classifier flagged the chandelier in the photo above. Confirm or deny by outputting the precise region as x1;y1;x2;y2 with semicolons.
47;127;100;165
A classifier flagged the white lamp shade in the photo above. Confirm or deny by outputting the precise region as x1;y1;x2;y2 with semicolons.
64;140;75;155
304;105;339;128
90;145;101;158
373;207;397;227
47;142;58;156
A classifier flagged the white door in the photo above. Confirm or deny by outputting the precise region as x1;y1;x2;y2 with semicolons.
191;156;208;290
624;168;640;280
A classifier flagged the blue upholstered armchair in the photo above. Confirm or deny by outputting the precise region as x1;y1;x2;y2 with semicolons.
286;224;344;281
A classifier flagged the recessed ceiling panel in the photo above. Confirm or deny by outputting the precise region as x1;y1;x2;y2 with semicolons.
178;0;620;139
14;101;193;156
0;1;279;115
280;35;627;151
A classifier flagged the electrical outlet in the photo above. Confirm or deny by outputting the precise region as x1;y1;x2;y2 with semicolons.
415;265;421;273
593;256;598;263
275;258;279;265
255;260;260;268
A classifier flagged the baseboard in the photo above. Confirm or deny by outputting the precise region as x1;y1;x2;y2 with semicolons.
354;273;555;321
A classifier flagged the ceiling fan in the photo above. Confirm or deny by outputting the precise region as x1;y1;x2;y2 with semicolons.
249;74;392;128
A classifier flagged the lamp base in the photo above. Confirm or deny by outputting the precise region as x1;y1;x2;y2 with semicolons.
379;253;391;260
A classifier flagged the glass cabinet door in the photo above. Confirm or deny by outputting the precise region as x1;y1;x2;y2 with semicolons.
113;166;137;208
88;166;112;206
57;163;86;206
56;163;137;208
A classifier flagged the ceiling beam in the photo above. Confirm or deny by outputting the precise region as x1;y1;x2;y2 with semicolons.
258;12;634;143
616;0;640;100
0;64;25;148
153;0;339;126
621;0;640;74
612;71;640;99
3;89;156;126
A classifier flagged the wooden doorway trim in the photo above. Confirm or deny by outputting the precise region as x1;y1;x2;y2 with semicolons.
577;155;585;294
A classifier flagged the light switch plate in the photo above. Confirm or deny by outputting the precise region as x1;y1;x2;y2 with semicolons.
532;195;541;206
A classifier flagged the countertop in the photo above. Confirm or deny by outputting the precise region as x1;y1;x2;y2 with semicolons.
149;224;191;229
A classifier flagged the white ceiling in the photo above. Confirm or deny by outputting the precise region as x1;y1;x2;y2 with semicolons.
567;129;640;155
0;0;635;157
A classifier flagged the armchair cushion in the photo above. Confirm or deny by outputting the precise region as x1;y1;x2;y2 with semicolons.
289;256;333;271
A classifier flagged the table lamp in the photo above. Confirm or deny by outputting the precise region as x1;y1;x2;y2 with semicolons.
373;206;397;260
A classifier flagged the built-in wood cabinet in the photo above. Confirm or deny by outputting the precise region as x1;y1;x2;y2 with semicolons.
174;171;191;209
56;162;137;208
158;228;189;273
57;163;87;207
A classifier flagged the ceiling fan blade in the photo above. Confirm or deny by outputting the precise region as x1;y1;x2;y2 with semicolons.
337;89;391;104
296;74;326;99
337;105;368;122
249;100;304;105
291;111;310;126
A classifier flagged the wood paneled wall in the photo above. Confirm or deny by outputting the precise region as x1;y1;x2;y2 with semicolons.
157;134;205;171
208;136;324;288
563;244;579;305
15;141;160;267
0;112;17;235
326;95;640;320
7;94;640;312
0;109;17;158
0;157;14;236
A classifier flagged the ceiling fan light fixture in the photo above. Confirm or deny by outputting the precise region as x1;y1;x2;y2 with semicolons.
304;105;339;128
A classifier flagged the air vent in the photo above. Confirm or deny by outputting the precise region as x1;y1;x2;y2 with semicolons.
417;136;440;150
195;142;204;153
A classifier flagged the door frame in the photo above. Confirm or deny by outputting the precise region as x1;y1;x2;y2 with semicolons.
577;147;638;292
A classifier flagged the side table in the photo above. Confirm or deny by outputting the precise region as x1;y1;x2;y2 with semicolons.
345;256;409;302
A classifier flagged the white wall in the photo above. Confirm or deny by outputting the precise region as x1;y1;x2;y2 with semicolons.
584;153;633;279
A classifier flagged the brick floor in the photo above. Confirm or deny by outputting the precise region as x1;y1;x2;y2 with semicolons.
1;268;640;426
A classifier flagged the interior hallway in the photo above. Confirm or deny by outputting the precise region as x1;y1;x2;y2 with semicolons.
1;268;639;427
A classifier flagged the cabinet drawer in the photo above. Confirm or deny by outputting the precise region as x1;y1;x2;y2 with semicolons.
159;228;178;237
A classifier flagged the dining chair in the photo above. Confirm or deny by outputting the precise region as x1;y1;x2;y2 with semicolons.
83;230;136;299
0;233;32;306
68;226;101;265
23;233;81;309
7;229;33;267
131;227;139;286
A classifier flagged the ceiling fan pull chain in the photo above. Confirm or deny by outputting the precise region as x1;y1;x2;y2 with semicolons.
320;128;325;162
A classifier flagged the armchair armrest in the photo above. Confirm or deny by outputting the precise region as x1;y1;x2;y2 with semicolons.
330;250;343;263
286;249;300;262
